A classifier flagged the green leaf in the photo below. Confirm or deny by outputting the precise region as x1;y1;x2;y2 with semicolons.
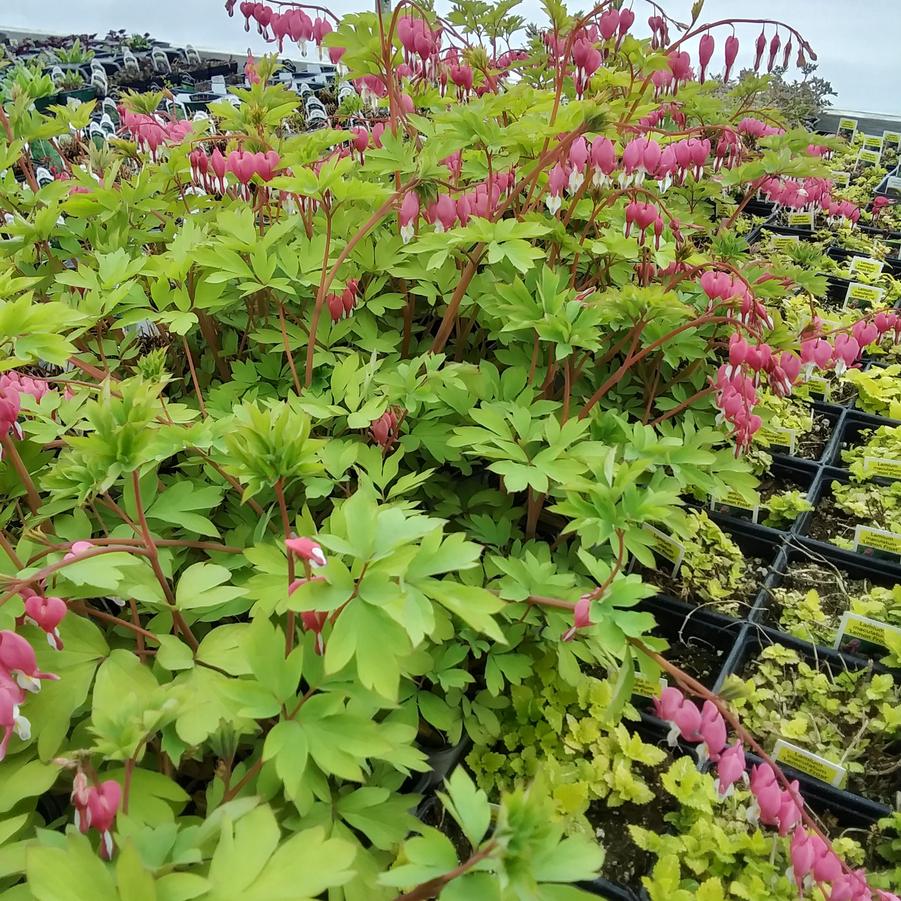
26;833;118;901
175;563;244;610
437;769;490;848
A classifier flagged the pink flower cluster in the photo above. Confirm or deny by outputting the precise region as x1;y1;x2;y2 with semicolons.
760;176;860;224
400;170;515;238
802;314;899;376
370;408;401;450
397;16;443;79
189;147;280;195
701;270;772;329
120;110;192;158
327;278;360;323
0;629;58;761
233;3;333;58
737;117;785;139
71;774;121;860
655;687;898;901
624;200;665;247
0;371;48;443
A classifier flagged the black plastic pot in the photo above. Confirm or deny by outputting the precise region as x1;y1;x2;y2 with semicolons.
754;538;901;669
761;222;817;241
632;521;781;622
827;245;901;278
796;465;901;570
708;456;819;535
579;877;642;900
408;737;472;796
631;597;746;707
828;409;901;467
712;628;893;818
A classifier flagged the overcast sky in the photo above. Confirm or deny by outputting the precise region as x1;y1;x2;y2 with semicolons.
2;0;899;113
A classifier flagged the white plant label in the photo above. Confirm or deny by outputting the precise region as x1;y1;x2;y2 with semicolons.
772;740;847;787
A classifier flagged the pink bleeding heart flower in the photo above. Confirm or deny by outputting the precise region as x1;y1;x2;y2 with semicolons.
753;29;767;71
653;685;685;721
777;780;803;835
616;7;634;46
0;673;29;762
76;779;121;860
561;595;592;642
0;630;58;692
429;195;457;232
568;138;589;191
590;136;616;187
833;334;860;372
698;700;727;762
724;34;740;81
599;9;619;41
851;320;879;348
715;741;746;798
23;595;67;650
63;540;94;563
285;537;327;568
790;829;816;890
811;834;844;884
698;32;715;82
767;32;781;73
301;610;328;654
399;191;420;244
546;163;568;214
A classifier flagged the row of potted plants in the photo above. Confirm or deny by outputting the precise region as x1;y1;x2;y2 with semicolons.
0;0;899;898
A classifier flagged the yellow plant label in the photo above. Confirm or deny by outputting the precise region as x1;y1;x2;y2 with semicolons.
857;148;882;165
837;117;858;138
642;524;685;575
883;130;901;148
711;489;760;521
756;425;796;453
853;524;901;556
863;457;901;480
862;134;884;152
843;282;885;308
632;676;666;699
835;612;901;653
849;256;884;279
806;376;831;400
772;740;847;787
786;211;814;229
772;235;800;251
830;170;851;187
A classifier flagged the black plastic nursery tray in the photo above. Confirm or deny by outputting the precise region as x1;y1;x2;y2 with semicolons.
754;538;901;666
828;409;901;467
630;596;746;708
827;244;901;277
712;628;895;818
755;401;843;463
632;521;780;621
708;456;818;536
797;465;901;569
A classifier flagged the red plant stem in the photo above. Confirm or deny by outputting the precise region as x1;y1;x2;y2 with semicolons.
431;252;482;354
131;471;199;652
1;435;41;514
579;314;742;420
305;185;416;385
278;302;303;394
0;545;148;606
648;386;716;426
393;842;498;901
0;532;22;569
181;336;208;417
74;603;158;642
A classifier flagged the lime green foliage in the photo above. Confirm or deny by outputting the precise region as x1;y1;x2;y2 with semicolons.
830;479;901;541
761;489;813;528
636;760;893;901
467;653;666;836
754;393;815;451
54;40;95;65
844;365;901;417
0;61;55;102
842;424;901;480
654;511;755;615
382;769;604;900
726;644;901;796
